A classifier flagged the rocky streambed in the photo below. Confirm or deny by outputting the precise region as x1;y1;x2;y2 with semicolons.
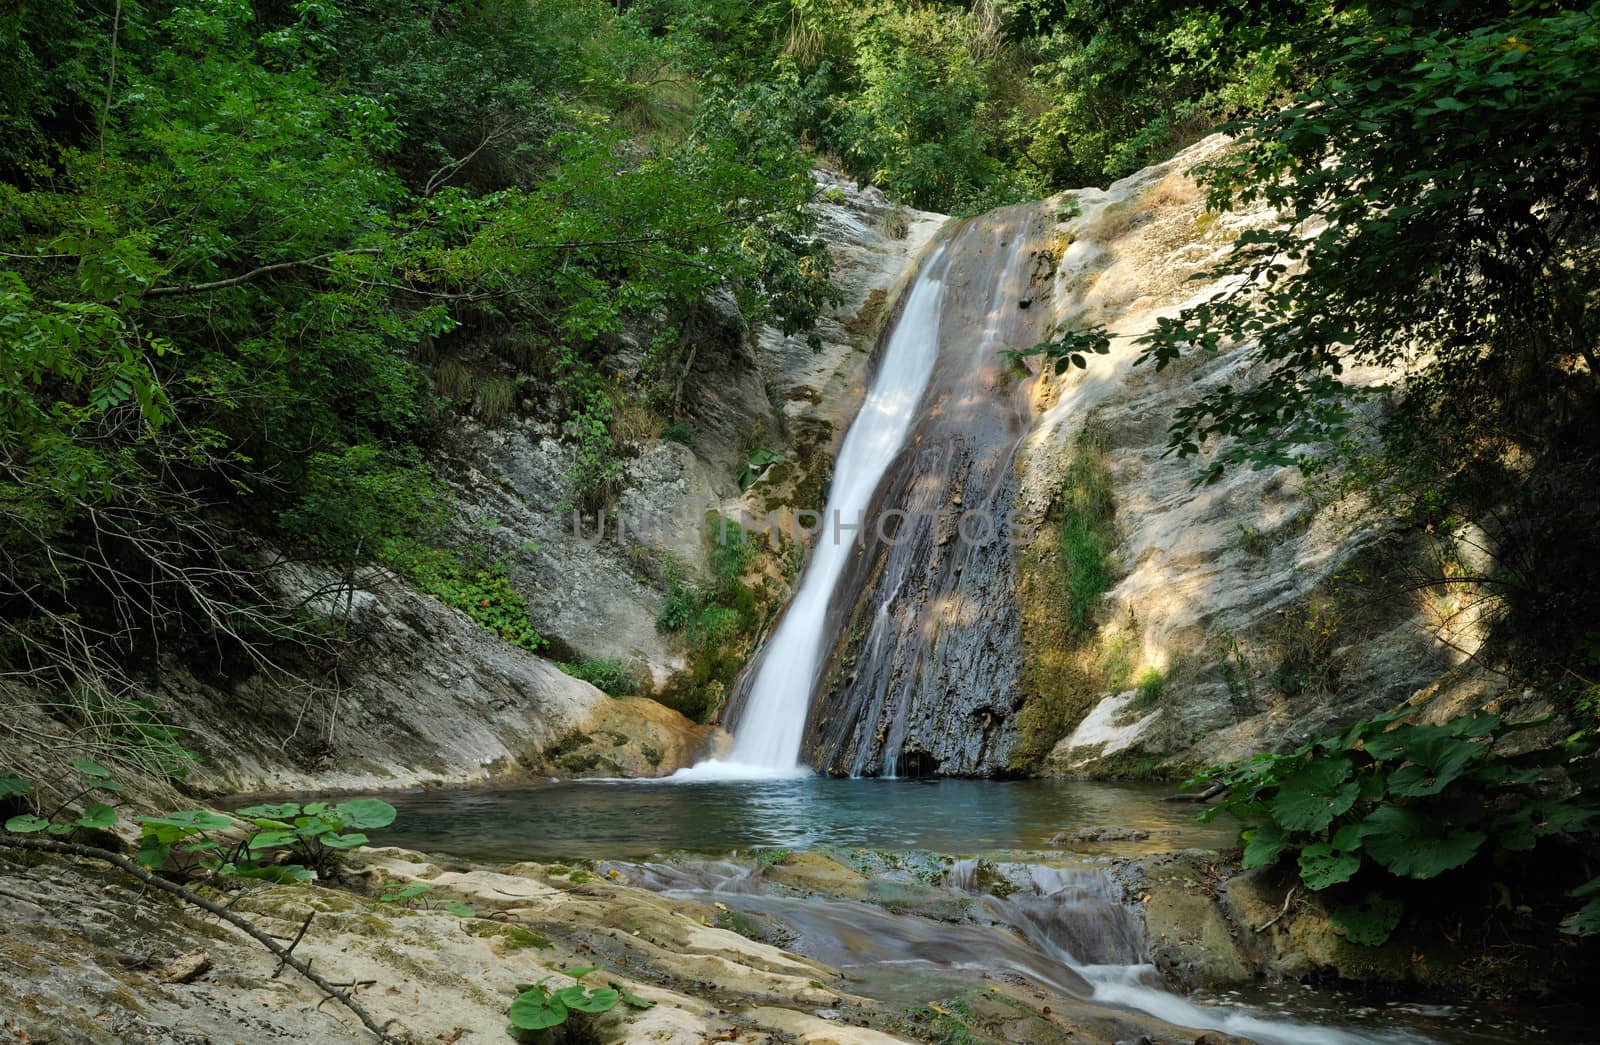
3;780;1586;1044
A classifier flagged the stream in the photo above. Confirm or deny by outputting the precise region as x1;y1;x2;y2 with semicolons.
358;779;1583;1045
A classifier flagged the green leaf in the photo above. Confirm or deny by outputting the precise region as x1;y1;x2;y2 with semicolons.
1380;726;1486;797
319;832;368;850
563;964;602;979
4;814;51;834
1241;821;1287;869
443;900;476;918
508;988;568;1030
136;840;172;868
75;803;118;829
0;771;32;799
334;798;396;830
67;759;112;780
616;987;655;1010
1330;823;1364;852
555;985;619;1014
1561;896;1600;937
382;882;430;902
1298;842;1360;891
140;811;234;832
1269;757;1359;832
248;830;298;850
235;803;302;820
1360;805;1485;879
1331;892;1404;947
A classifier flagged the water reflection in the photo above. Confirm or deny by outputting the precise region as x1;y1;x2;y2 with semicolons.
366;777;1236;862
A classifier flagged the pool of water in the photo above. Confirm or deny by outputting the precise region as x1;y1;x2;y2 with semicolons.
361;776;1237;861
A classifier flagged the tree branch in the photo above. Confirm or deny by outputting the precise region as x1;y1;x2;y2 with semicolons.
142;249;383;298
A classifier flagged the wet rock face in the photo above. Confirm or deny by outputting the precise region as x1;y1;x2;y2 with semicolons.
801;207;1052;777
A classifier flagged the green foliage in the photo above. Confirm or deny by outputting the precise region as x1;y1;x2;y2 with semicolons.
1;0;834;712
1138;2;1600;689
1058;428;1117;636
1131;668;1164;709
1193;710;1599;945
230;797;398;879
1007;325;1112;376
506;965;629;1040
381;540;544;653
652;515;769;721
559;658;638;697
60;690;198;781
738;447;787;492
379;880;475;918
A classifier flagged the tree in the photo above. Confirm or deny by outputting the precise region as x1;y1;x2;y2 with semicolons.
1138;1;1600;695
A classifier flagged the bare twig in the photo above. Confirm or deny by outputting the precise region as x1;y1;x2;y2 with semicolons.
1254;885;1298;932
0;837;399;1043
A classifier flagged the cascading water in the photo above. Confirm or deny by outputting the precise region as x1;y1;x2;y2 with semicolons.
677;242;955;776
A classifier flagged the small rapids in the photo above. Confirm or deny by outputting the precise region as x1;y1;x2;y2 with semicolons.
601;853;1546;1045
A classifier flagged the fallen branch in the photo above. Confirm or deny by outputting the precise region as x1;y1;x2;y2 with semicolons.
1;836;399;1043
1254;884;1298;932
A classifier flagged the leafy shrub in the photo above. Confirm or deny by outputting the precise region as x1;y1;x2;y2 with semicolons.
559;658;638;697
381;539;545;653
233;798;399;879
280;445;450;570
1;765;399;885
1191;710;1598;945
506;964;652;1039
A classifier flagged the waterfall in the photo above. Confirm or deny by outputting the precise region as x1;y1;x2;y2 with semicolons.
675;243;954;777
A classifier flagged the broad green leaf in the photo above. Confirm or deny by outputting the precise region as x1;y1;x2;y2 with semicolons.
235;803;302;820
334;798;397;830
555;985;619;1014
563;965;602;979
1360;805;1484;879
1241;822;1287;869
319;831;368;849
248;830;297;850
443;900;476;918
140;811;233;832
137;840;172;868
508;988;568;1030
1561;897;1600;937
1381;726;1486;797
67;759;112;780
1330;823;1364;852
1331;893;1404;947
1269;757;1358;832
1298;842;1360;891
75;803;117;829
4;814;50;834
